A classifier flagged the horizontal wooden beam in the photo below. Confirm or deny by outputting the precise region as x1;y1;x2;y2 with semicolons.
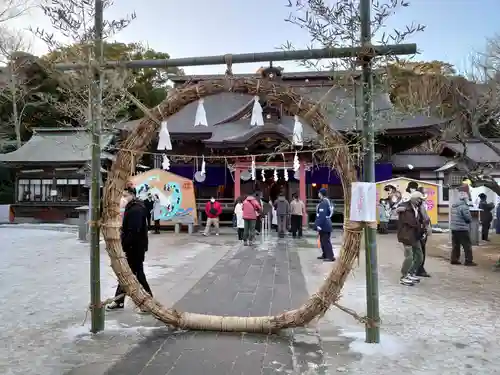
54;44;417;71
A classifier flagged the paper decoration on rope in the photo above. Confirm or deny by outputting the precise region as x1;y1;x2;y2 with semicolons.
261;169;266;182
349;182;377;222
293;152;300;172
161;154;170;170
284;169;289;181
194;171;206;182
241;170;252;181
194;98;208;126
250;96;264;126
293;115;303;146
273;169;278;182
251;157;256;180
157;121;172;151
200;155;206;176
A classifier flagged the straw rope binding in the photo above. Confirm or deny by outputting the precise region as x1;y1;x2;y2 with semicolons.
101;77;365;332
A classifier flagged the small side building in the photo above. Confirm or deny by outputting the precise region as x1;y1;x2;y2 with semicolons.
0;128;115;223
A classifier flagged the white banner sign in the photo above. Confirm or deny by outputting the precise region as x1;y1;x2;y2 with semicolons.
349;182;377;222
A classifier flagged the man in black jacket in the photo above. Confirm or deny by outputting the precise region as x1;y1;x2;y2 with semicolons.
107;187;153;310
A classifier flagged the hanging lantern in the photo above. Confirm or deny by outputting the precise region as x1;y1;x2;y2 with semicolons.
161;154;170;170
250;96;264;126
157;121;172;151
292;115;303;146
251;157;256;180
261;169;266;182
194;98;208;126
293;152;300;172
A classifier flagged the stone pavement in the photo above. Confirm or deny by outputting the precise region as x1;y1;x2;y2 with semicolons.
103;235;328;375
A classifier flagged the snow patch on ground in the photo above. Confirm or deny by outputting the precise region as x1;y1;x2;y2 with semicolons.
64;320;160;341
298;234;500;374
0;228;211;375
340;330;406;357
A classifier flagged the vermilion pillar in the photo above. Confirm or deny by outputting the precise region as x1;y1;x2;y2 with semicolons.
299;162;307;225
234;168;241;200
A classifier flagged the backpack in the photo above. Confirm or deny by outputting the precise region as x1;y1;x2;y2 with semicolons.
209;202;218;216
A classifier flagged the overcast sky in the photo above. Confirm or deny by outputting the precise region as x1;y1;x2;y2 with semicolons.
8;0;500;75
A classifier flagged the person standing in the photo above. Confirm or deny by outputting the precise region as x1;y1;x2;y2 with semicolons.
378;199;389;234
478;193;494;241
315;188;335;262
450;187;477;266
496;202;500;234
234;196;245;241
274;191;290;238
254;192;264;235
143;192;154;229
242;193;261;245
151;194;161;234
290;193;306;238
107;187;153;311
415;188;431;277
204;196;222;236
396;191;425;286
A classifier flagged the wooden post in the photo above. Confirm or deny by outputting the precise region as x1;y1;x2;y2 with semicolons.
234;168;241;199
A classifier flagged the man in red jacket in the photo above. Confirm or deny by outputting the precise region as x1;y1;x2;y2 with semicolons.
204;196;222;236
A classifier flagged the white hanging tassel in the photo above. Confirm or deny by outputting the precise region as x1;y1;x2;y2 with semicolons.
273;169;278;182
250;96;264;126
293;115;303;146
284;169;289;181
161;154;170;170
293;152;300;172
251;157;256;180
157;121;172;151
194;98;208;126
261;169;266;182
200;155;206;176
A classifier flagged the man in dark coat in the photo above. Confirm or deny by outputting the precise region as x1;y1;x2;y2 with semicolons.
315;188;335;262
143;192;154;229
396;191;425;286
107;187;153;311
478;193;494;241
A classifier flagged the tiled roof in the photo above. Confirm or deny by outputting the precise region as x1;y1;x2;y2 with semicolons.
0;128;114;165
443;140;500;163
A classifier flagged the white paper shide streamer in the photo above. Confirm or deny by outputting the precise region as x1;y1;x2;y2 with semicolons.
157;121;172;151
161;154;170;170
293;152;300;172
261;169;266;182
292;115;303;146
273;169;278;182
284;169;289;181
251;157;256;180
194;98;208;127
250;96;264;126
201;155;206;176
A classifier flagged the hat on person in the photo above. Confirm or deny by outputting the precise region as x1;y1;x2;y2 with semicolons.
410;191;424;200
319;188;327;196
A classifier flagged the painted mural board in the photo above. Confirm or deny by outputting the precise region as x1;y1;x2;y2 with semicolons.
122;169;197;225
376;177;439;224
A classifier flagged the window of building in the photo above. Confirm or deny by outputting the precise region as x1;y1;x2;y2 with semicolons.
17;178;87;202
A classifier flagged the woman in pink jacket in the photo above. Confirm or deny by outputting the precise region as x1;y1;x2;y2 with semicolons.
242;194;262;245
